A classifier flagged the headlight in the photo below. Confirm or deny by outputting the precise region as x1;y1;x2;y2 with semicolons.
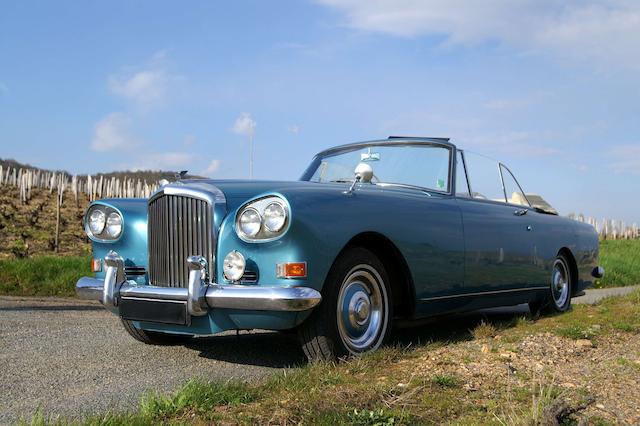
106;212;123;238
263;202;286;232
84;205;124;241
88;209;106;235
223;250;246;281
239;208;262;238
235;196;290;242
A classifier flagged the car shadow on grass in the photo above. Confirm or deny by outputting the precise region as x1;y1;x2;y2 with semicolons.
181;304;532;368
392;303;532;348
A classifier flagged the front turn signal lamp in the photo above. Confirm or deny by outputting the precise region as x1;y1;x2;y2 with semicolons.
91;258;102;273
276;262;307;279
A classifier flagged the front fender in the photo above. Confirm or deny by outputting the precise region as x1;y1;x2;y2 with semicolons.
89;199;148;282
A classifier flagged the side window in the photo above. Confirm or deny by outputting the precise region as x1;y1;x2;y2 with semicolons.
463;151;506;202
455;151;471;197
501;165;530;207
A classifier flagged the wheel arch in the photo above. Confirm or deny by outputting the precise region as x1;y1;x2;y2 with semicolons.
332;232;416;320
557;247;579;296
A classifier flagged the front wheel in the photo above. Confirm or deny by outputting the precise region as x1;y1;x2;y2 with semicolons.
298;247;393;361
120;319;193;345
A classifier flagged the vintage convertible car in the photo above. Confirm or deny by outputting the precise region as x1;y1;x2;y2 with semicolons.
76;137;604;361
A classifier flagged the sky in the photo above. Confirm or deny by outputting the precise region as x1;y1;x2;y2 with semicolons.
0;0;639;223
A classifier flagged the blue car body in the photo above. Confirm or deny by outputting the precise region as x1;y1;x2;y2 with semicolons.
80;138;601;341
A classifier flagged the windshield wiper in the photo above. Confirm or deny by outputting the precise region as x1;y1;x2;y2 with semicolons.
329;178;354;183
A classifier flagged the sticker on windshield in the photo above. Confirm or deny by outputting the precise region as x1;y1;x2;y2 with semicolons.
436;178;445;189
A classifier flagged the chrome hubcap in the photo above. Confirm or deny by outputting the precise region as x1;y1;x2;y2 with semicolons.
552;259;569;308
337;265;388;353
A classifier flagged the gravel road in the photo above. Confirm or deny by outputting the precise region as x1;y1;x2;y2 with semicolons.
0;297;306;425
1;286;637;424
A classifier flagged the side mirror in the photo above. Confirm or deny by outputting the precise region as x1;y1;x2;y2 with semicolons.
354;162;373;183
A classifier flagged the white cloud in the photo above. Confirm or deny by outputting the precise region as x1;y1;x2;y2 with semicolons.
287;124;300;134
609;145;640;175
317;0;640;69
201;159;221;176
232;113;256;137
91;112;136;152
183;134;197;146
122;152;196;171
109;69;168;106
483;98;532;111
462;131;559;159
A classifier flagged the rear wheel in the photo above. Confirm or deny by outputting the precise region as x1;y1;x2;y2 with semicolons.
120;319;193;345
298;247;393;361
549;256;572;312
530;254;572;316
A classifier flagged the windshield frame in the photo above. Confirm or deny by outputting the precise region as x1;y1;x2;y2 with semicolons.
300;140;455;196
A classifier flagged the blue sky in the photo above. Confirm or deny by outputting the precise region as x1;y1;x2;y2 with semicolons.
1;1;639;223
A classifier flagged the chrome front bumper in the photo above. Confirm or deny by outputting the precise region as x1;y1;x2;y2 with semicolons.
76;251;322;322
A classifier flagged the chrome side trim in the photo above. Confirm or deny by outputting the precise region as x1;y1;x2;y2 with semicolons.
420;286;548;301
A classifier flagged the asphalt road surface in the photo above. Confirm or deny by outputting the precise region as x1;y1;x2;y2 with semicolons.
1;286;637;424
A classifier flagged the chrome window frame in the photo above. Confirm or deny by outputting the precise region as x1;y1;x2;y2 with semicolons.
454;150;532;209
499;164;532;208
301;139;455;196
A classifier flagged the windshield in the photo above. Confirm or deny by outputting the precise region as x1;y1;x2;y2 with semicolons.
302;144;452;192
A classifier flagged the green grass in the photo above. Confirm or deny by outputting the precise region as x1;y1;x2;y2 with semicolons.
596;239;640;288
0;255;90;297
431;374;460;388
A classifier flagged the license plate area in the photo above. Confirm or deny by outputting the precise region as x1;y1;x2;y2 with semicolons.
119;297;189;326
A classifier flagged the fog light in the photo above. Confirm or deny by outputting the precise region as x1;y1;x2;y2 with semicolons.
91;258;102;273
223;250;246;281
276;262;307;279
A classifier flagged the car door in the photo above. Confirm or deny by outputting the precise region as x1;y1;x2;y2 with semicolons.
456;151;538;298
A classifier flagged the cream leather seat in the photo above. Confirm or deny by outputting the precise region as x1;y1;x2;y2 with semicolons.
508;191;529;206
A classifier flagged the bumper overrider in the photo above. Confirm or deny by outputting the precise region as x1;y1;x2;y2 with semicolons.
76;251;322;326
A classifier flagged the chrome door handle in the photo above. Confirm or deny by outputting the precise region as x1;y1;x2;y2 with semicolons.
514;208;528;216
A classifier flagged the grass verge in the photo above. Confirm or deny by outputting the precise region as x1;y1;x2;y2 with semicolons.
595;239;640;288
24;289;640;425
0;255;90;297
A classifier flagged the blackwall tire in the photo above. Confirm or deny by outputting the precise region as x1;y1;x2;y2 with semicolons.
298;247;393;362
120;319;193;345
543;255;573;314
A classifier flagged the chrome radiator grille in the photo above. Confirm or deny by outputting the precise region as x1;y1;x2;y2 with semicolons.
148;194;213;287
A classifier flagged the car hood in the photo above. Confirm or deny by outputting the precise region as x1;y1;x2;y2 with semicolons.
175;178;443;212
177;179;338;210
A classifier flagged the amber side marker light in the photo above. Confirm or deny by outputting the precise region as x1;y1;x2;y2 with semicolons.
91;258;102;273
276;262;307;279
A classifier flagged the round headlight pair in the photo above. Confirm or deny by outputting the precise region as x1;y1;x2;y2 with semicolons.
85;205;123;240
236;197;289;241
